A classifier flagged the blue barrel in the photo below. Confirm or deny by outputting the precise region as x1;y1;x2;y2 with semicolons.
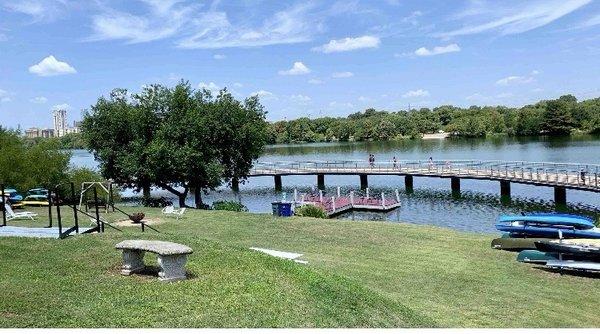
278;202;293;217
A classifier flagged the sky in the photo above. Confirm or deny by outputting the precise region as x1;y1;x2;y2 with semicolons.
1;0;600;129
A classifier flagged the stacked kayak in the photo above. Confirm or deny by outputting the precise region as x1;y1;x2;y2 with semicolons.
495;213;600;239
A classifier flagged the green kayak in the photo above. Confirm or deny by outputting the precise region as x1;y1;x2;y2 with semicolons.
517;250;560;264
491;237;556;251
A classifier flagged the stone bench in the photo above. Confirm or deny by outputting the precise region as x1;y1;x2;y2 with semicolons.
115;240;193;282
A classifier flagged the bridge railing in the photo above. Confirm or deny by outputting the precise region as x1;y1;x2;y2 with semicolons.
251;160;600;189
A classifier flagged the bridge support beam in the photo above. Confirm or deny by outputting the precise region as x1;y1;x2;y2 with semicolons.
404;175;413;193
317;174;325;190
554;186;567;207
360;174;368;190
500;180;511;204
274;175;282;191
231;178;239;192
451;177;461;196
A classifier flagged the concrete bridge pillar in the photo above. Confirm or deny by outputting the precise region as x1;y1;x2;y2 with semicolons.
404;175;414;192
317;174;325;190
451;177;461;195
360;174;368;190
500;180;511;198
274;175;282;191
554;186;567;207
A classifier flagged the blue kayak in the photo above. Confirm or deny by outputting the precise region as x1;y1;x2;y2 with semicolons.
498;214;596;230
496;213;600;238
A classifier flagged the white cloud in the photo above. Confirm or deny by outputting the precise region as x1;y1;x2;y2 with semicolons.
496;75;533;86
414;43;460;56
3;0;68;22
312;35;380;53
233;82;243;87
213;54;226;60
402;89;430;98
329;101;354;109
30;96;48;104
278;61;311;75
358;96;373;102
28;55;76;76
250;90;276;100
573;14;600;29
438;0;591;37
308;78;324;85
87;2;321;48
0;89;14;103
198;82;220;94
52;103;70;110
0;33;7;42
290;94;311;105
331;71;354;78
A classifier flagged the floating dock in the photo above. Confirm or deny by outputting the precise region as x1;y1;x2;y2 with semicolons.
298;189;401;217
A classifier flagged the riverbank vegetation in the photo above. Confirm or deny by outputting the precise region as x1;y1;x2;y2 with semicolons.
81;82;269;208
268;95;600;143
3;208;600;327
0;127;101;193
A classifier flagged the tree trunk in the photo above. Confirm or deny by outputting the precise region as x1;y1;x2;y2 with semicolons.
194;187;203;209
178;194;187;208
157;182;189;208
142;184;151;201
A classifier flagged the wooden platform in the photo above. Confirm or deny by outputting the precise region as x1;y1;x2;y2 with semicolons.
301;194;401;217
0;226;96;239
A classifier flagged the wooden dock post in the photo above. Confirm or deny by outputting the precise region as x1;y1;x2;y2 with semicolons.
294;189;298;202
366;188;370;199
360;174;368;190
332;197;336;212
337;186;341;198
274;175;282;191
317;174;325;190
381;192;386;209
319;190;323;202
395;189;400;202
350;191;354;205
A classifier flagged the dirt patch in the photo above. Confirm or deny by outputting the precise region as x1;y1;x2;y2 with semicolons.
113;217;163;227
1;311;18;318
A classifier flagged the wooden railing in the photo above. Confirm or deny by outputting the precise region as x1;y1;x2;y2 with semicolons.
250;160;600;191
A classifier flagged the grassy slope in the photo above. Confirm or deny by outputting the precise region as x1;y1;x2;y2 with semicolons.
2;207;600;327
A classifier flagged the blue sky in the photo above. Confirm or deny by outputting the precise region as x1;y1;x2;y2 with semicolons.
1;0;599;128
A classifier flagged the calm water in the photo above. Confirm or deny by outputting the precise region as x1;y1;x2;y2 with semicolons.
70;136;600;234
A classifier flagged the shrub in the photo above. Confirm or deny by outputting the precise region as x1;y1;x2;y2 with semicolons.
212;200;248;212
296;204;328;219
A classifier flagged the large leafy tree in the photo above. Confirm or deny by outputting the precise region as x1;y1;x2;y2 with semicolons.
541;95;576;135
83;81;268;208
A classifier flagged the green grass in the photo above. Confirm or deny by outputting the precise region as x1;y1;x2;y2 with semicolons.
2;206;600;327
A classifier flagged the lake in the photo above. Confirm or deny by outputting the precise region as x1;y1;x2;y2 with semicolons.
70;135;600;234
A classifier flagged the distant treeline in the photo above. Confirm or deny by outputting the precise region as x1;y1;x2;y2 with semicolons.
24;132;87;150
267;95;600;144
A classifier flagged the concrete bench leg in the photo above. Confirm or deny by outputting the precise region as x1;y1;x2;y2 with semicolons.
121;250;145;275
157;254;188;282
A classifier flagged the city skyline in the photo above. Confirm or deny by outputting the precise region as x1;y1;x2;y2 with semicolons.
1;0;600;128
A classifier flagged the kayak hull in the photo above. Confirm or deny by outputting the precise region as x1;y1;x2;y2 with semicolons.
517;250;560;264
491;237;556;251
546;260;600;272
496;224;600;239
535;240;600;260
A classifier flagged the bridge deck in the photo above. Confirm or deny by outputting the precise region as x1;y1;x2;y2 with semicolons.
250;160;600;192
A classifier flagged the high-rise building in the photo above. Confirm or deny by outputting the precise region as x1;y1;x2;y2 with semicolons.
53;109;67;137
25;127;41;138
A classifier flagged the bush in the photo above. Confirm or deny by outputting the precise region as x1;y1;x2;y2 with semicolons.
296;204;328;219
212;200;248;212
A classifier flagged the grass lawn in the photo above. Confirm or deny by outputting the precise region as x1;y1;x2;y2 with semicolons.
2;206;600;327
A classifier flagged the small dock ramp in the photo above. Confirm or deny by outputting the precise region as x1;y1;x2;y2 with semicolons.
0;225;97;239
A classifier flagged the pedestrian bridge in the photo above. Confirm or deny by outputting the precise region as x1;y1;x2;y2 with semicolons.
248;160;600;206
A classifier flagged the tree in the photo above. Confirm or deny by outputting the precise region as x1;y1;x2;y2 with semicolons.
541;95;576;135
81;88;158;201
82;82;268;208
0;127;71;192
